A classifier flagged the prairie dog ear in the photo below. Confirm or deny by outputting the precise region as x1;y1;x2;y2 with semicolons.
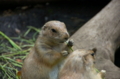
91;48;97;56
40;25;47;35
92;48;97;53
42;25;47;30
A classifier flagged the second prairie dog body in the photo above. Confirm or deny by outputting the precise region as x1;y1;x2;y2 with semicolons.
21;20;73;79
58;49;105;79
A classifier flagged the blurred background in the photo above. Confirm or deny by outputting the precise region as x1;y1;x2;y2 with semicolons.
0;0;111;36
0;0;120;79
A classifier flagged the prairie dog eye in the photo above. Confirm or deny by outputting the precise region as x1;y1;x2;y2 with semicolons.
51;29;57;33
91;53;95;56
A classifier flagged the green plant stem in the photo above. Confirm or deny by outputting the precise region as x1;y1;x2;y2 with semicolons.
0;31;21;50
1;50;29;57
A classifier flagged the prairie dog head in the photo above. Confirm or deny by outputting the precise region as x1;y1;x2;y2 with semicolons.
40;20;69;43
62;49;96;71
59;48;105;79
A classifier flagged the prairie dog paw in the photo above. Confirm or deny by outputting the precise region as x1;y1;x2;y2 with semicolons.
67;39;74;47
61;51;69;56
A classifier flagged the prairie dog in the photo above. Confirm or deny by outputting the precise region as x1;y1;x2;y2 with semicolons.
21;20;73;79
58;49;106;79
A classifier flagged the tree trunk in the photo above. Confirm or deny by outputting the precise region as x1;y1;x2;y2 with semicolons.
70;0;120;79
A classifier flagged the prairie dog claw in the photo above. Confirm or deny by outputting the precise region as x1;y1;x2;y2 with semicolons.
61;51;69;56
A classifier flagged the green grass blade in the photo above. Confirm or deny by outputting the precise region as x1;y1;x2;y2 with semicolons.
24;28;31;37
27;26;40;33
0;31;21;50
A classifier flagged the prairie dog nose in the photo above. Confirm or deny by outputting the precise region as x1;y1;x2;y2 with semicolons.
63;32;69;40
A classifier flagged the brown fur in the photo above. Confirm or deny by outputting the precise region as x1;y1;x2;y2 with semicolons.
21;20;73;79
58;49;105;79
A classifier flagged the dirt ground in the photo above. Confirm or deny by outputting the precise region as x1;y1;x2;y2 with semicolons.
0;0;119;68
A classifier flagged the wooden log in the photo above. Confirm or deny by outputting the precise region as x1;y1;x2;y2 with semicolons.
70;0;120;79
